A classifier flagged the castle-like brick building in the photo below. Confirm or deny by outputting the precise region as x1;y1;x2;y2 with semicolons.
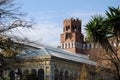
60;18;99;56
60;18;84;54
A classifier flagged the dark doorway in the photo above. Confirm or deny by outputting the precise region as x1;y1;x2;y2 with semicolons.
38;69;44;80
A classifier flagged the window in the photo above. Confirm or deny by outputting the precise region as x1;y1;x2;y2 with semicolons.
72;25;77;31
59;70;63;80
38;69;44;80
66;26;70;31
65;33;71;40
65;71;69;80
54;69;59;80
66;34;69;39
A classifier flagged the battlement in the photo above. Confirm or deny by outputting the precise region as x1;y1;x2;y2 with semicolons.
64;18;81;23
63;18;82;33
61;42;100;50
61;41;120;50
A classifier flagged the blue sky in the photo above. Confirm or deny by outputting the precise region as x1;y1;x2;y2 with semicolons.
13;0;120;46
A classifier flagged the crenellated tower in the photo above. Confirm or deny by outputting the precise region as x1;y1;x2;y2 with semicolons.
60;18;84;54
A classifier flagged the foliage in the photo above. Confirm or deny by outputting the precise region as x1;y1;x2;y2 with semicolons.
0;77;2;80
80;65;90;80
85;6;120;80
0;0;23;22
0;0;32;33
5;76;10;80
0;0;32;78
105;7;120;40
0;36;24;57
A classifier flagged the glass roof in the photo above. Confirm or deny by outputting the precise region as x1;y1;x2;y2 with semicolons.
16;48;49;58
45;47;96;65
16;43;96;65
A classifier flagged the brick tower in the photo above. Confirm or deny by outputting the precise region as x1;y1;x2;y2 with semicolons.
60;18;84;54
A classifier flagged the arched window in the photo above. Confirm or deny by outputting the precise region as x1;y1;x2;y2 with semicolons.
65;71;69;80
66;34;69;39
9;70;15;80
22;69;29;80
31;69;37;80
59;70;63;80
31;69;37;76
73;72;78;80
66;26;70;31
72;25;77;31
54;69;59;80
38;69;44;80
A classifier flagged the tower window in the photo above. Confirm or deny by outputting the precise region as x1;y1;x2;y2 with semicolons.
65;34;69;39
66;26;70;31
72;25;77;31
